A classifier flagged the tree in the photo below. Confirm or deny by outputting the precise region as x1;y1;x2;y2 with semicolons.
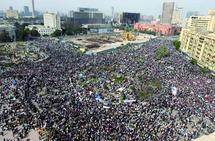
191;58;198;65
0;30;12;42
51;30;62;37
173;40;181;50
200;67;209;74
155;45;169;60
30;29;40;37
14;22;29;41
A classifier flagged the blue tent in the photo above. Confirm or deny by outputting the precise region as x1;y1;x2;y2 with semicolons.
12;79;17;85
95;95;101;101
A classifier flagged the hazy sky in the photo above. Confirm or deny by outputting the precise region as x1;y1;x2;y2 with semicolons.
1;0;215;17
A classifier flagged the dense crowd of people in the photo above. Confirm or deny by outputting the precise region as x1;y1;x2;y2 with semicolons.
0;37;214;141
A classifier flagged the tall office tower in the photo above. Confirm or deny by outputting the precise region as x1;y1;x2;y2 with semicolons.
172;7;183;25
69;8;103;24
44;13;61;30
24;6;29;14
23;6;31;16
111;7;114;21
32;0;35;18
161;2;174;24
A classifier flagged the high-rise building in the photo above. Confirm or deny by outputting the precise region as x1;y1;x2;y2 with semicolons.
24;6;30;14
180;9;215;71
122;12;140;24
44;13;61;30
172;7;183;25
161;2;174;24
32;0;35;18
6;6;19;19
207;9;215;32
114;12;121;23
68;8;103;24
186;16;211;31
186;11;199;18
22;6;32;17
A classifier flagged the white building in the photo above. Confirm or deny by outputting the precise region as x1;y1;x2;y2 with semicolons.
172;7;183;25
180;9;215;71
186;16;211;31
26;25;56;36
207;9;215;32
6;7;19;19
44;13;61;30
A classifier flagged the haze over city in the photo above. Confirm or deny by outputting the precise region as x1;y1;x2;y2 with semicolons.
1;0;215;17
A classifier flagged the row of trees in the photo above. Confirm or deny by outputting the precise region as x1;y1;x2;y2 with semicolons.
155;45;169;60
51;21;83;37
0;23;40;43
0;31;12;42
15;23;40;41
2;21;83;41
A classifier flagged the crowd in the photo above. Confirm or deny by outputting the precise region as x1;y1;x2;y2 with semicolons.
0;37;214;141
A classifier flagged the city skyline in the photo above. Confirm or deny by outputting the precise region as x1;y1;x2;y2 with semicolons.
0;0;215;17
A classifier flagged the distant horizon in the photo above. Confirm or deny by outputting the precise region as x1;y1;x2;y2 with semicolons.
1;0;215;18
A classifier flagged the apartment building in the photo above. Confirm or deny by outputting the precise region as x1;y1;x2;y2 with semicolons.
180;9;215;71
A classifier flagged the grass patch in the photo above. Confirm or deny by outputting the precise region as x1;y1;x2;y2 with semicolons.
112;74;124;83
135;75;161;101
155;45;169;60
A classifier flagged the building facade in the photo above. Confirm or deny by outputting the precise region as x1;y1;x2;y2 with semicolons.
180;29;215;71
171;7;183;25
180;9;215;71
82;24;113;34
161;2;174;24
134;23;180;35
6;7;19;19
26;25;56;35
44;13;61;29
122;12;140;24
22;6;32;17
186;16;211;31
207;9;215;32
68;8;103;24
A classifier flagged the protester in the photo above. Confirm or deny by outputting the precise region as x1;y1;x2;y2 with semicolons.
0;37;214;141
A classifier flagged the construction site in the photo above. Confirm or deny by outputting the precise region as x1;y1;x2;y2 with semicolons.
64;32;155;53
